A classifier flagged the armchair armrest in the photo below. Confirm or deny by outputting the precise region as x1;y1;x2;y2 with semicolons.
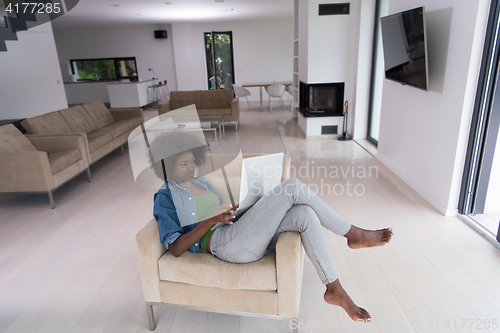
109;108;144;123
0;151;55;192
158;100;170;115
276;231;304;318
230;97;239;119
26;133;91;164
136;219;167;303
27;135;89;168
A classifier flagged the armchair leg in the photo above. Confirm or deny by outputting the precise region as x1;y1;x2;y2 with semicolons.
48;191;55;209
146;303;156;331
121;145;125;156
86;168;92;182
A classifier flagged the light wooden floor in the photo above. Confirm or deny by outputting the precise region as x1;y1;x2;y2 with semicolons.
1;105;500;333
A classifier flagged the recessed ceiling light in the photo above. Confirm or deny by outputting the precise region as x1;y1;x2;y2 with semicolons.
110;4;121;7
135;13;142;15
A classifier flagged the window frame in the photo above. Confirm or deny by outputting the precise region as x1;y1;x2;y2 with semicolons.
69;57;138;81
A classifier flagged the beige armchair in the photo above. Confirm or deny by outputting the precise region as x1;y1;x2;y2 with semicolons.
0;124;90;208
135;154;304;332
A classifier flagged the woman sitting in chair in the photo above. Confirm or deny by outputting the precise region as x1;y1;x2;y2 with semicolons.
151;132;393;323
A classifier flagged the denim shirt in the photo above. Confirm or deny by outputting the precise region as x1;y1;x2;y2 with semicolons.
153;177;224;253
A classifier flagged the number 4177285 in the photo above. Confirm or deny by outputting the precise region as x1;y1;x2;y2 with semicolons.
5;2;62;14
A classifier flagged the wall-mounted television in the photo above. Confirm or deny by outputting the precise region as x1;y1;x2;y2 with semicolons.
380;6;429;91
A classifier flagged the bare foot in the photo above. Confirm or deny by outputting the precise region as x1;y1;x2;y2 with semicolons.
324;279;371;322
345;225;393;249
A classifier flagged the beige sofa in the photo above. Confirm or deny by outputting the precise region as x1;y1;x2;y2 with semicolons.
0;124;90;208
136;154;304;332
158;89;240;130
21;100;144;165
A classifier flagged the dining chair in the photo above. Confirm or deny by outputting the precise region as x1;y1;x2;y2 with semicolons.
233;85;251;109
265;84;286;113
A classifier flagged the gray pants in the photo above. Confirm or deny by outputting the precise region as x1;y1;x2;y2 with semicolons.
210;178;351;284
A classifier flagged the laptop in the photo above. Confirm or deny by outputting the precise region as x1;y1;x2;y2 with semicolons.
208;153;284;228
229;152;284;221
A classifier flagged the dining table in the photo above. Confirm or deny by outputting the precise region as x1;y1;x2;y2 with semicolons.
242;81;293;111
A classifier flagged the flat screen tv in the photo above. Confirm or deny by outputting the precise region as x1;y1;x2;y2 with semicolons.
380;6;429;91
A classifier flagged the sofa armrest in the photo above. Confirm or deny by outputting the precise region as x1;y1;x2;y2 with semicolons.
230;97;239;119
28;135;89;168
0;151;55;192
109;108;144;123
158;100;170;115
26;133;91;164
136;218;167;303
276;231;304;318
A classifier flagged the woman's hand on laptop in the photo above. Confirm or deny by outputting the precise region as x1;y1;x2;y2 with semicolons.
206;204;235;225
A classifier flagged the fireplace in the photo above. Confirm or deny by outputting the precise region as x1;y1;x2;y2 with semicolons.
299;81;344;117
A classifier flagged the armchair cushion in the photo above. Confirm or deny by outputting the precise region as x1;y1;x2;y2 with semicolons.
48;149;82;175
0;124;37;153
81;100;114;129
59;105;98;134
158;250;277;291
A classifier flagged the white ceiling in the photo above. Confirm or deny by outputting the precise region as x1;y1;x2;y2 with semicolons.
52;0;294;29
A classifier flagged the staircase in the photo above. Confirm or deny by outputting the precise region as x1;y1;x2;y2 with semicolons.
0;0;79;52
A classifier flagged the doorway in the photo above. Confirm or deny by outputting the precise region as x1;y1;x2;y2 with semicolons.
204;31;235;90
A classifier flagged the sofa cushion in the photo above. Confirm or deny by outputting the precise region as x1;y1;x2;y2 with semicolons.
201;89;233;109
48;149;82;175
199;108;232;116
59;105;98;134
82;100;114;129
158;251;277;291
21;111;72;135
87;130;113;152
99;117;143;139
170;91;202;110
0;124;38;153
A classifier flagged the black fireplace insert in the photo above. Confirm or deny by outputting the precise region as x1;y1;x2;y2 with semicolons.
299;81;345;117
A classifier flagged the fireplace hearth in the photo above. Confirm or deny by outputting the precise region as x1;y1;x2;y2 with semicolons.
299;81;345;117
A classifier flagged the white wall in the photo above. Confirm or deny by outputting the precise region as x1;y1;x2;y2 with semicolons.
53;24;178;91
377;0;491;215
171;19;293;100
305;0;361;135
0;22;67;119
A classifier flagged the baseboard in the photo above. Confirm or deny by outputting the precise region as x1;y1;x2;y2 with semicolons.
376;153;458;216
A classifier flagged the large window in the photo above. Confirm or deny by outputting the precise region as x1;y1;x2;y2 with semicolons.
204;31;235;90
70;57;138;81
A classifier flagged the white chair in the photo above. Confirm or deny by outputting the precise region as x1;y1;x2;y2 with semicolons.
286;84;294;112
265;84;286;113
209;77;221;90
233;85;251;109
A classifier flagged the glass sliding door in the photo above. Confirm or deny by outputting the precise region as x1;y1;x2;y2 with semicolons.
204;31;235;90
459;0;500;243
367;0;389;145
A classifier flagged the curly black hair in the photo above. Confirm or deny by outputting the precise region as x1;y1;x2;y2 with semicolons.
148;131;208;181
